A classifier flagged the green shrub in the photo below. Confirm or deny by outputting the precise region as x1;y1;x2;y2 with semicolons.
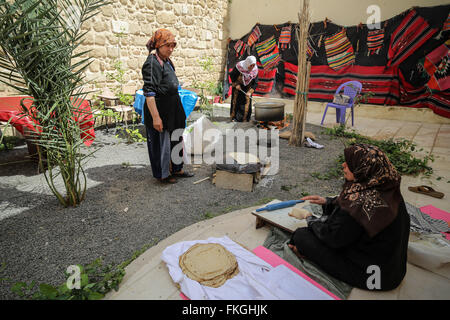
9;242;155;300
323;125;434;177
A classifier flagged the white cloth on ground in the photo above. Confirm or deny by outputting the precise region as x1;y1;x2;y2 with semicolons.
265;264;333;300
161;236;334;300
162;236;277;300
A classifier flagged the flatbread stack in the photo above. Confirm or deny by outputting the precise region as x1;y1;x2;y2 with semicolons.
179;243;239;288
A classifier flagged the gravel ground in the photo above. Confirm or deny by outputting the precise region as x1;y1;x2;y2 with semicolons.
0;108;345;299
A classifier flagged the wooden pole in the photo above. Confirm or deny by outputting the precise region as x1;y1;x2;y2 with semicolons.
289;0;311;147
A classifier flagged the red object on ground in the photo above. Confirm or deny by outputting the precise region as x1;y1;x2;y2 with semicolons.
420;205;450;240
0;96;95;146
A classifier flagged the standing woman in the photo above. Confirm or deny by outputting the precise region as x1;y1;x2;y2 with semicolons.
142;29;193;184
229;56;259;122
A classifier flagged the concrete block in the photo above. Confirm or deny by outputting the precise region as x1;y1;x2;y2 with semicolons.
215;170;254;192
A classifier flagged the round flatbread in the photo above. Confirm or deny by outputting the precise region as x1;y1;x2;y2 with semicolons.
179;243;239;288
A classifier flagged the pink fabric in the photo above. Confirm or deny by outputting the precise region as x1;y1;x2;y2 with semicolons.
252;246;340;300
179;245;340;300
180;292;189;300
420;205;450;240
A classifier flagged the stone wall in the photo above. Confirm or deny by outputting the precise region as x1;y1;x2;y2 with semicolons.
0;0;230;97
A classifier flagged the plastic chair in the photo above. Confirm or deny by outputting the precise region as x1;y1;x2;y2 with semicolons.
320;81;362;126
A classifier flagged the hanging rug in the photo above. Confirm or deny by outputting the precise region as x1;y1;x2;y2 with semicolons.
256;36;281;70
279;25;292;50
367;28;385;56
324;29;355;71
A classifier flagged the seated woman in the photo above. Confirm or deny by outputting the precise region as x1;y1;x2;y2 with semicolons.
229;56;258;122
289;144;410;291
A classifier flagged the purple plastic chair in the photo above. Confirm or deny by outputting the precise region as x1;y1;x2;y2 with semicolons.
320;81;362;126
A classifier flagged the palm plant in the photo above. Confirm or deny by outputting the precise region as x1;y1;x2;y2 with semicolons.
0;0;110;206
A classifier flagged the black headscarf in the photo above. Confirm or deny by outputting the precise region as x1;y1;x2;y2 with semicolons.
336;144;402;237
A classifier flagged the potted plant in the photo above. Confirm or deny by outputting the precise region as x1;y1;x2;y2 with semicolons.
213;82;223;104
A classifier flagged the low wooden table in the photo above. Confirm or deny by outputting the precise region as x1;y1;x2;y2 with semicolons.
252;199;309;233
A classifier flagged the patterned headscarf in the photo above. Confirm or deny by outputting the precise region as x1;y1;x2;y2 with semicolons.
146;29;177;52
236;56;258;86
336;144;402;237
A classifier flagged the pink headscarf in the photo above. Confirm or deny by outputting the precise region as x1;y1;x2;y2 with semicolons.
236;56;258;86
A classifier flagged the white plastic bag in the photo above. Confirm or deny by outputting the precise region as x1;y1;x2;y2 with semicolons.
183;115;221;156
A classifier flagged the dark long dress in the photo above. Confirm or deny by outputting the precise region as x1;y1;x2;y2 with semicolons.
229;66;258;122
141;54;186;179
290;196;410;291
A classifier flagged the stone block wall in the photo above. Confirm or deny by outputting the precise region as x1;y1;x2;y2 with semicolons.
0;0;230;97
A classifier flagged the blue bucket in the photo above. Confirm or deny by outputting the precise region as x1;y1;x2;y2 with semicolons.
133;89;145;124
133;88;198;125
178;88;198;119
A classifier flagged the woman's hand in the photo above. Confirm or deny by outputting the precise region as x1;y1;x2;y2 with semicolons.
235;84;241;91
246;91;252;98
153;117;163;132
300;195;326;205
146;96;163;132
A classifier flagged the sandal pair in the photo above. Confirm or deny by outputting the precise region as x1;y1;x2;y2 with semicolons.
158;171;195;184
172;171;194;178
408;185;444;199
158;176;177;184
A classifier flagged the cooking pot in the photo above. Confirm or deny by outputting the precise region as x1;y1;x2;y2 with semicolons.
254;102;285;122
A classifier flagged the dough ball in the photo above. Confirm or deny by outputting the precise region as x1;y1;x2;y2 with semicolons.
289;207;312;220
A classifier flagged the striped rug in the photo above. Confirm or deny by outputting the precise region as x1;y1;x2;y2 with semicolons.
283;61;298;96
367;29;384;56
306;39;316;59
278;25;292;50
234;39;246;58
444;12;450;32
324;29;356;71
254;62;277;96
247;25;262;48
308;65;401;106
388;9;437;67
424;44;449;91
256;36;281;70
